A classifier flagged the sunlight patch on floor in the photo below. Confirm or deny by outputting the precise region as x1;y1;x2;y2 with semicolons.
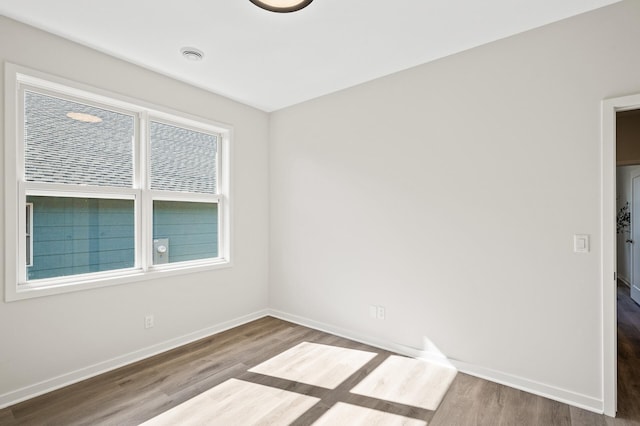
140;342;458;425
350;355;457;410
140;378;320;426
248;341;378;389
313;402;427;426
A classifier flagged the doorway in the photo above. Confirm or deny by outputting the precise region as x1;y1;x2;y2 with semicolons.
602;94;640;417
632;173;640;303
616;163;640;304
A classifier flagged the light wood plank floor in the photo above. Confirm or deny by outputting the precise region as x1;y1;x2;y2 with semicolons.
1;286;639;425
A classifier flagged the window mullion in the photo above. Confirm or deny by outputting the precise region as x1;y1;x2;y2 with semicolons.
139;112;151;271
17;183;27;284
140;190;152;272
149;190;220;203
23;182;138;199
26;202;33;268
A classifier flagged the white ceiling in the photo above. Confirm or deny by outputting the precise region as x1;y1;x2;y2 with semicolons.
0;0;621;112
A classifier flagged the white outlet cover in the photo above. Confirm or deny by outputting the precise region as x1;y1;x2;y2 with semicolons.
145;315;154;328
369;305;378;319
574;234;590;253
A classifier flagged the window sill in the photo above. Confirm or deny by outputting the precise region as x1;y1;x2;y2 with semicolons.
5;259;232;302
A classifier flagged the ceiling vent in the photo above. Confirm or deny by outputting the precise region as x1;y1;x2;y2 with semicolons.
180;47;204;62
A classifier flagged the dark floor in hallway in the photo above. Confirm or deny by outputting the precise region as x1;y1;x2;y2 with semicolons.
614;281;640;424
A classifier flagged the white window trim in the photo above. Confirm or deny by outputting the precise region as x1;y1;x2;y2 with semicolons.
4;63;233;302
25;202;33;267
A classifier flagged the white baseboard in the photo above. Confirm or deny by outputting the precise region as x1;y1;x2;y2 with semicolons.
1;308;605;415
450;360;603;414
619;274;631;288
268;309;453;368
268;309;604;415
0;309;269;410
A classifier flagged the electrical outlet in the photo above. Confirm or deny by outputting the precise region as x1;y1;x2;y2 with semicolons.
369;305;378;318
370;305;386;320
145;314;154;329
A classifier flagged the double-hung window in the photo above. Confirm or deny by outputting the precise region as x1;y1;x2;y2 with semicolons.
5;65;231;300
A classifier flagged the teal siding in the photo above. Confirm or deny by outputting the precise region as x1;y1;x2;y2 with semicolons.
153;201;218;263
27;196;135;280
26;197;216;279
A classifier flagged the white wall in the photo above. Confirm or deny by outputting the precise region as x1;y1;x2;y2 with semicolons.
269;0;640;411
616;165;640;285
0;17;269;404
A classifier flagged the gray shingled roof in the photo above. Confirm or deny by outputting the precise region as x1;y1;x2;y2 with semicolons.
24;91;217;194
150;121;217;194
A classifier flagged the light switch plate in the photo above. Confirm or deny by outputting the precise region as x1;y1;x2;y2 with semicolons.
574;234;590;253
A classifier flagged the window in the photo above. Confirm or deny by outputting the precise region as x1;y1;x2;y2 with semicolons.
5;64;231;300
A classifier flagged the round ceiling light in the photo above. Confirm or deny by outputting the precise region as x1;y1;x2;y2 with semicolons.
249;0;313;13
180;47;204;62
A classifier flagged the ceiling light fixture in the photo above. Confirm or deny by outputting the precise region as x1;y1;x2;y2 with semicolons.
66;112;102;123
181;47;204;62
249;0;313;13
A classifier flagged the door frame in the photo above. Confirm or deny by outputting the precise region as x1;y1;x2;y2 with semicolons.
602;93;640;417
631;175;640;304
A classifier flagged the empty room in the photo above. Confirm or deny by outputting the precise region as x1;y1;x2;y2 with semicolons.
1;0;639;424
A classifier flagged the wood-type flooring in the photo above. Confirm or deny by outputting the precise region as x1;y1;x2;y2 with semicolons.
1;284;639;425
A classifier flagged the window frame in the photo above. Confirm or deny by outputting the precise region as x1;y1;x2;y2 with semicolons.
25;202;33;267
4;63;233;301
